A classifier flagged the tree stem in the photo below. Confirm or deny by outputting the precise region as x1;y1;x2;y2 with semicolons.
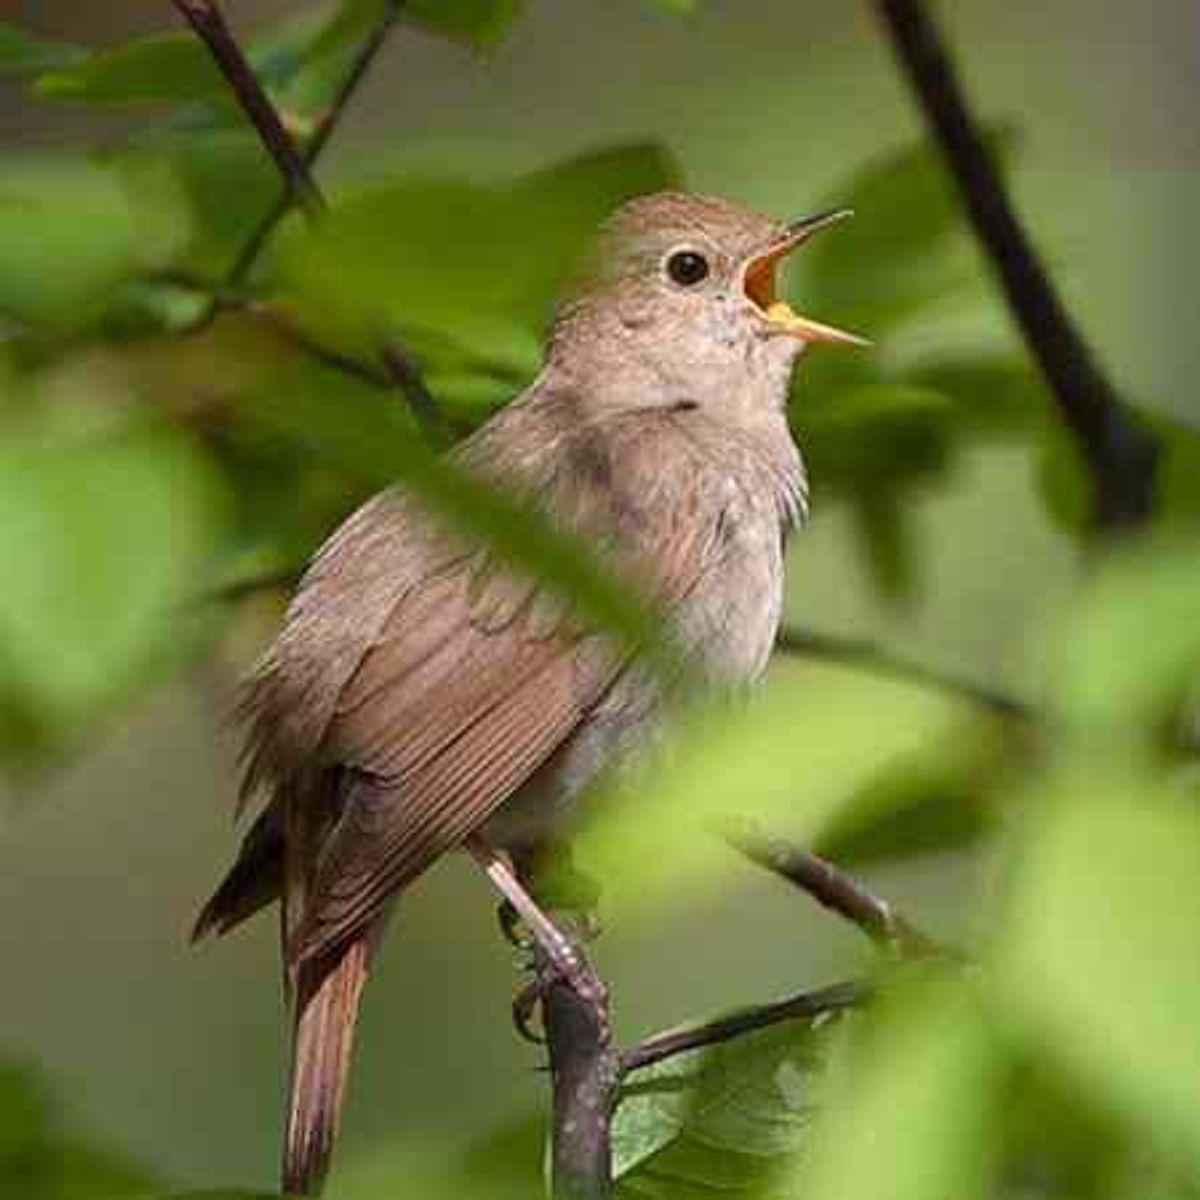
872;0;1159;530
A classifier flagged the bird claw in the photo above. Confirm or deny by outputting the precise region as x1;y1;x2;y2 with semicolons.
509;946;611;1046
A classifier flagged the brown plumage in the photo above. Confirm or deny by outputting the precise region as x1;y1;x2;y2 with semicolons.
194;192;859;1194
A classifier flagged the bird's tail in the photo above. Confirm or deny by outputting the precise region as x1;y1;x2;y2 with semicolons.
283;938;371;1196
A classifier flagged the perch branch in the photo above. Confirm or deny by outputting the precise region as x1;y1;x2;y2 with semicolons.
777;628;1030;721
872;0;1159;530
725;820;939;956
621;980;864;1074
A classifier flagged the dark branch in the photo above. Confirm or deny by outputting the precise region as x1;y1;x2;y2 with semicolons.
227;0;406;286
170;0;323;216
170;0;446;441
542;972;619;1200
776;628;1031;722
621;980;864;1074
872;0;1159;530
725;820;939;957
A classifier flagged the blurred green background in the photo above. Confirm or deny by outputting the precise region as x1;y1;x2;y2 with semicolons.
0;1;1196;1197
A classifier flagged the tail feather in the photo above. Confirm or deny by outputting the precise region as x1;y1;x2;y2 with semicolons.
283;939;371;1196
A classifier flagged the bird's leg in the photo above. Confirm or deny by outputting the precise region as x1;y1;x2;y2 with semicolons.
465;836;608;1044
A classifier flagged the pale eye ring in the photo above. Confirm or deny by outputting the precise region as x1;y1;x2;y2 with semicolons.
665;249;710;287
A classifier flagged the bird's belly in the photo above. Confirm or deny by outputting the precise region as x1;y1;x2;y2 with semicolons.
481;509;786;853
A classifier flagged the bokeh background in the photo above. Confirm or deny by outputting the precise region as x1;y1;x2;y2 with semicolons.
0;1;1197;1195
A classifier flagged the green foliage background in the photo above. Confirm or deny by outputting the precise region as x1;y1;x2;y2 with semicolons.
0;1;1197;1198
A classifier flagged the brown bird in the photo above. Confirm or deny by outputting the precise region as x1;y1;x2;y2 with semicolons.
193;191;862;1195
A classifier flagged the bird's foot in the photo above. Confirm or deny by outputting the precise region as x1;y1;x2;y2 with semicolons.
511;939;610;1045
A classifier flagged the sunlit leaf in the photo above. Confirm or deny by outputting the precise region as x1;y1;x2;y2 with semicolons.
615;1012;846;1194
797;980;1001;1200
993;783;1200;1173
0;23;85;75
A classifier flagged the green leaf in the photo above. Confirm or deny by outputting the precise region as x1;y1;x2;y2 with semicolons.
812;716;1014;868
0;156;188;330
404;0;527;47
36;32;228;105
0;23;85;75
576;668;962;921
993;783;1200;1173
1050;538;1200;734
277;142;680;376
0;414;225;757
615;1014;846;1195
798;981;1000;1200
799;131;1012;335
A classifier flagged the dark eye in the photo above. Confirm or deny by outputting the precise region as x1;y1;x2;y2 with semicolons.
666;250;710;287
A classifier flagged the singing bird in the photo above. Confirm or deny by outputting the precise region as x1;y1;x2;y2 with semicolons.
193;192;862;1194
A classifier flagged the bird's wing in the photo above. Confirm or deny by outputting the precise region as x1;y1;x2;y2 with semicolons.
278;403;727;968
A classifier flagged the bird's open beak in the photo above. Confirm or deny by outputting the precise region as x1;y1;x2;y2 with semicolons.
743;208;868;347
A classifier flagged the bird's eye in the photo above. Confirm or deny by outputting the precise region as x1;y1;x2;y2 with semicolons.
666;250;710;287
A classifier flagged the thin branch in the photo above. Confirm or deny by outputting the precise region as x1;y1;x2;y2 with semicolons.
776;628;1031;722
725;820;939;957
872;0;1159;530
171;0;446;441
621;980;864;1075
227;0;406;286
170;0;323;216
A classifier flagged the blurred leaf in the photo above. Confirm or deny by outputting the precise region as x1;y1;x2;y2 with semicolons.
644;0;700;12
0;414;225;758
799;130;1012;334
154;130;282;275
276;142;680;375
577;671;962;921
993;783;1200;1174
0;157;188;331
614;1014;844;1195
813;716;1016;868
240;359;676;673
798;980;1001;1200
0;23;85;75
405;0;527;47
1051;537;1200;734
1155;413;1200;524
0;1061;155;1200
330;1115;542;1199
36;33;228;105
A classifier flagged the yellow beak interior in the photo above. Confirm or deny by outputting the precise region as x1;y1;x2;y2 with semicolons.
743;231;868;348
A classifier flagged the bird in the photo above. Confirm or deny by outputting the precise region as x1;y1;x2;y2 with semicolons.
192;191;863;1195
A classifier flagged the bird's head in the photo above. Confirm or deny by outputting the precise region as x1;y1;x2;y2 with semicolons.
548;190;865;413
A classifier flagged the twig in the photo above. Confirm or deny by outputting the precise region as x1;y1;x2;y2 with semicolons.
227;0;406;286
170;0;446;440
725;820;938;957
776;628;1031;722
170;0;322;216
872;0;1159;530
621;980;864;1074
